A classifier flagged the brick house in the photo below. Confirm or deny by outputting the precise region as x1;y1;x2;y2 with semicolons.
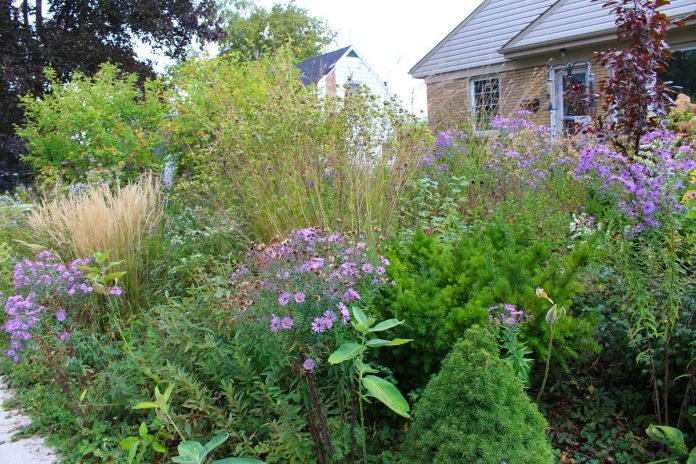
410;0;696;135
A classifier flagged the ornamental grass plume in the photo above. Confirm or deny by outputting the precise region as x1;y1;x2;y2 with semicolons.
28;174;163;305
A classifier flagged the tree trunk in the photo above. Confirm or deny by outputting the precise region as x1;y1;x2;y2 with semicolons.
21;0;28;27
35;0;42;33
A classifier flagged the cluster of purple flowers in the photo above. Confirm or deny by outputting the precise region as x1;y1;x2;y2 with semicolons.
416;130;468;172
229;227;393;372
2;251;121;362
490;110;535;134
486;113;574;190
487;303;531;326
574;130;696;231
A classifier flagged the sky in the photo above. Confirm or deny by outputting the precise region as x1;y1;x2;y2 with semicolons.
252;0;482;115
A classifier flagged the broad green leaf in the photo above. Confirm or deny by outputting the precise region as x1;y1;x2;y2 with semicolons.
127;441;139;464
79;389;88;402
328;343;364;364
369;319;403;332
354;359;379;375
203;432;229;455
362;375;410;419
545;304;558;326
352;307;368;326
119;437;139;450
105;271;126;281
172;457;197;464
366;338;412;347
138;422;148;438
687;447;695;464
163;384;175;405
152;439;167;454
351;321;370;334
646;425;688;454
213;458;265;464
178;440;205;458
133;401;158;410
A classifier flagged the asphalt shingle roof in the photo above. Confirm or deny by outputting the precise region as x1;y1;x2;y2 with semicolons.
296;46;351;85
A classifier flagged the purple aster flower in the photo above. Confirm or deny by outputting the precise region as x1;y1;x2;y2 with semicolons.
55;309;66;322
294;292;306;304
311;317;327;333
356;242;367;250
269;314;281;332
338;302;350;324
342;288;361;302
362;263;373;273
59;332;71;342
376;266;386;275
302;358;315;372
281;316;294;330
278;292;291;306
108;286;123;297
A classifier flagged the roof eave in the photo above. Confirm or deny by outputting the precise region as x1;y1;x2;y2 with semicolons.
499;31;617;58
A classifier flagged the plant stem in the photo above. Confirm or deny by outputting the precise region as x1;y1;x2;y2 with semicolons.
358;334;367;463
535;324;555;403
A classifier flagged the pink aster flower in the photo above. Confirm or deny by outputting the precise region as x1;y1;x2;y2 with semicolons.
302;358;315;372
294;292;306;304
269;314;281;332
281;316;294;330
278;292;291;306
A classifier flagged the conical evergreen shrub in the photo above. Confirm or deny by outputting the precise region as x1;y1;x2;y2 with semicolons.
401;326;553;463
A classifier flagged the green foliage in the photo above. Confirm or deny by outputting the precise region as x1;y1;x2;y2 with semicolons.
220;1;335;61
377;219;598;389
401;327;554;463
646;425;696;463
17;64;172;185
328;307;411;461
169;51;427;242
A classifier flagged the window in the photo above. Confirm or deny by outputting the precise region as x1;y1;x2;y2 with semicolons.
550;62;592;135
471;77;500;128
662;49;696;100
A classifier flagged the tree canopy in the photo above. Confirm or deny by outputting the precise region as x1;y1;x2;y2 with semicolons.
0;0;221;183
219;1;335;61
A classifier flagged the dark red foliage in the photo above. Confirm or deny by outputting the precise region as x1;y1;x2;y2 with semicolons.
587;0;695;157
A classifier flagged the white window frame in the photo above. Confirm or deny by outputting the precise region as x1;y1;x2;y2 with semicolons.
470;76;500;129
548;62;593;137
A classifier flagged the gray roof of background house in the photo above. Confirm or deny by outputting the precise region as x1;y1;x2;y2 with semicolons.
296;46;351;84
411;0;696;78
503;0;696;52
409;0;556;79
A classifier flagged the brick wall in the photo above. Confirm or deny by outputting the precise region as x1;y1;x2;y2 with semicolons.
499;65;551;126
426;78;470;128
426;58;611;129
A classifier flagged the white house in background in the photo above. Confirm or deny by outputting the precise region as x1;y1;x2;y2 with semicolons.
297;46;390;99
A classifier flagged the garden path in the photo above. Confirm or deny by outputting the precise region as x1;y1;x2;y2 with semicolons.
0;377;58;463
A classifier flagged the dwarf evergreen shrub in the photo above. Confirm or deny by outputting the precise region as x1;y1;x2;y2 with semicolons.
401;327;554;464
376;220;598;389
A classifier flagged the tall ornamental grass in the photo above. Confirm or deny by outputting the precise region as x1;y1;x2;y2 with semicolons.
171;51;428;244
28;175;163;305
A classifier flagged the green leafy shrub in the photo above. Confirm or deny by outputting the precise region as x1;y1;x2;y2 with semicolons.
377;220;598;389
17;64;171;185
170;51;427;243
401;327;554;463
